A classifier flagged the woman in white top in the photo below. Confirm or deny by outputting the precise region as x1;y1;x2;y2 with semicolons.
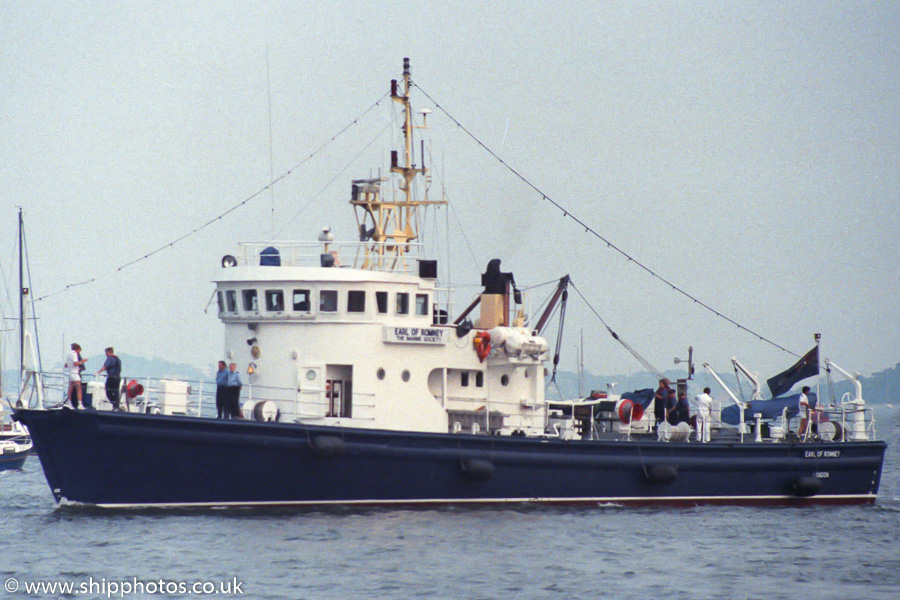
65;343;86;408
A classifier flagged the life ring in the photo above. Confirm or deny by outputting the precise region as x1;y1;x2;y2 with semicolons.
475;331;491;361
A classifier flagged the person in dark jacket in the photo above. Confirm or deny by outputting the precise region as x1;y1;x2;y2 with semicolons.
675;389;691;425
654;379;671;425
96;347;122;410
665;388;679;425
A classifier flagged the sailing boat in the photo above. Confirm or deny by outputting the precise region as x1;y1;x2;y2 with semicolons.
0;208;33;470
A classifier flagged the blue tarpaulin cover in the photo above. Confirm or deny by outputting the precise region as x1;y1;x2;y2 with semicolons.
621;388;655;409
721;392;817;424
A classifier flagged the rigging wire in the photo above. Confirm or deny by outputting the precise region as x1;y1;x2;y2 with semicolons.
447;201;481;273
568;280;664;380
519;278;563;292
274;115;395;237
413;83;799;359
22;225;44;374
35;92;390;303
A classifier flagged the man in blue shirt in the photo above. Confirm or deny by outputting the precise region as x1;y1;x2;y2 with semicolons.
96;347;122;410
226;362;243;419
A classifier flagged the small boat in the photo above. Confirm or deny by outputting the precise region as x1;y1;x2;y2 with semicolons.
14;59;887;507
0;413;31;472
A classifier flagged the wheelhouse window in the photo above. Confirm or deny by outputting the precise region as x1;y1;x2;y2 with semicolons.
396;292;409;315
415;294;429;316
225;290;237;313
242;289;258;312
475;371;484;387
293;289;311;312
217;291;225;313
461;371;469;387
320;290;338;312
265;290;284;312
376;291;389;314
348;290;366;313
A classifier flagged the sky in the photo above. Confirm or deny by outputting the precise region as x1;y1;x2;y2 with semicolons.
1;1;898;384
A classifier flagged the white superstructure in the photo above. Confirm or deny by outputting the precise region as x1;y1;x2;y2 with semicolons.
213;59;551;435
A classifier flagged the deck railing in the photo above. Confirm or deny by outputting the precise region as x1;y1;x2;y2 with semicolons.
233;241;426;274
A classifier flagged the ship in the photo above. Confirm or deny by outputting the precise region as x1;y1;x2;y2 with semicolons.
14;59;886;507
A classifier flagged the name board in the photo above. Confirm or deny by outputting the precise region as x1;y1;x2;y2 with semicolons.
383;326;447;345
804;450;840;459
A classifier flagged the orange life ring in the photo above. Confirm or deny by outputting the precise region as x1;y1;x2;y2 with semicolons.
475;331;492;361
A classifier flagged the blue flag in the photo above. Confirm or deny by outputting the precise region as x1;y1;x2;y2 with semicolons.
766;345;819;398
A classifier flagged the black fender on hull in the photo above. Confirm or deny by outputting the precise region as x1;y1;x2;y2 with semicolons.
644;464;678;485
311;435;346;458
461;458;494;481
792;476;822;497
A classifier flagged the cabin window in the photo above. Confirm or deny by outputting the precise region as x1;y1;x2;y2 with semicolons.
265;290;284;312
377;368;386;380
217;291;225;313
293;289;311;312
461;371;469;387
501;374;510;387
225;290;237;312
475;371;484;387
415;294;428;316
401;369;411;382
376;291;389;314
320;290;338;312
396;293;409;315
242;289;258;312
348;290;366;313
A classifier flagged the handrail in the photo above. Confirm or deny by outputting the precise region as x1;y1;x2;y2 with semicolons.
233;240;426;274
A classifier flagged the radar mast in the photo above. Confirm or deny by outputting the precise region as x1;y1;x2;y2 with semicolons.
351;57;445;271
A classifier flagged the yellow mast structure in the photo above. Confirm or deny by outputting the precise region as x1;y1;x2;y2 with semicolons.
351;58;445;271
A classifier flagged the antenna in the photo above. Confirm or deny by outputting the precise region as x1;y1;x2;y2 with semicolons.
266;46;275;238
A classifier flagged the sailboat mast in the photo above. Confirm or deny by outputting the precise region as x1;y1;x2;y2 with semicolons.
18;207;24;382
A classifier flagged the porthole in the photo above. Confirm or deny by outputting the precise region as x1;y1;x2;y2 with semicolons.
377;368;386;380
306;370;317;381
500;374;509;387
401;369;411;382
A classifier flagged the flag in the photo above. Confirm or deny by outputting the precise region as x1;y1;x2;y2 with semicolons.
767;345;819;398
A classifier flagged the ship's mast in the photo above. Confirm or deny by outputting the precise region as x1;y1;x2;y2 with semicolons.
351;57;445;271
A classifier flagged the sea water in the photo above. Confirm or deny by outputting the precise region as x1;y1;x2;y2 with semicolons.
1;407;898;600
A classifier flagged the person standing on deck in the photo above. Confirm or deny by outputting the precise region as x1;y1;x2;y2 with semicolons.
64;343;86;408
215;361;228;419
798;385;812;439
654;379;671;425
694;387;714;443
96;347;122;410
675;389;691;424
226;362;243;419
665;388;679;426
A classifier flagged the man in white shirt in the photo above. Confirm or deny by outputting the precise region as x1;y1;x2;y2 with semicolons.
798;385;812;439
64;342;86;408
694;387;714;443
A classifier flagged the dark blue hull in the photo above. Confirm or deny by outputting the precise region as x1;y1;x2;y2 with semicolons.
14;408;886;507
